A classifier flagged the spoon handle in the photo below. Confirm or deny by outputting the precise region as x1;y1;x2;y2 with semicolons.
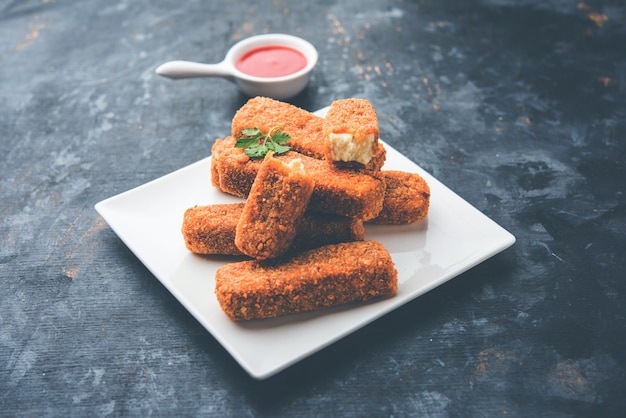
155;60;233;79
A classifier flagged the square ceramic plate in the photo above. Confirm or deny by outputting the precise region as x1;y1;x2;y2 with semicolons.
95;107;515;379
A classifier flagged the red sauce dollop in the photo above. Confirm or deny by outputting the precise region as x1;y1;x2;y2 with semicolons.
235;45;307;78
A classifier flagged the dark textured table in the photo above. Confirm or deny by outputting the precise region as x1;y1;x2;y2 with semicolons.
2;0;625;416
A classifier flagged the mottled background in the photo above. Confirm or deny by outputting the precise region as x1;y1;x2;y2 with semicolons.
1;0;624;416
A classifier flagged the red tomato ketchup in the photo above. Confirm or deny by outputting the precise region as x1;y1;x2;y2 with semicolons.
235;45;307;78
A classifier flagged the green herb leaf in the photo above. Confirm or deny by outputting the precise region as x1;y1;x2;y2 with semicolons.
271;131;291;145
248;143;269;158
234;136;259;149
268;142;290;154
241;128;260;137
235;126;291;158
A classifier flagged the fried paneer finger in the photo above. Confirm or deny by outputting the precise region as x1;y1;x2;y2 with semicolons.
292;211;365;252
215;240;398;321
182;204;242;256
231;96;386;171
211;136;386;221
323;98;380;167
232;96;326;159
182;203;365;256
235;153;314;260
370;170;431;224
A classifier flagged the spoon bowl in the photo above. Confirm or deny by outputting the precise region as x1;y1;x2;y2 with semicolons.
155;34;318;100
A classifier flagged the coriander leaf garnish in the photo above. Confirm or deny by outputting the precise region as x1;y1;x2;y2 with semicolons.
235;126;291;158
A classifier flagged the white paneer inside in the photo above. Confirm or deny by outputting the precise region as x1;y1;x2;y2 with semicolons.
286;158;305;173
329;133;375;165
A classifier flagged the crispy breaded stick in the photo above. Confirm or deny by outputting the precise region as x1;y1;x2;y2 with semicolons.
292;211;364;252
231;96;386;171
182;203;365;256
370;171;431;225
211;145;429;225
232;96;325;159
215;240;398;321
211;136;386;221
323;98;380;167
182;204;241;256
235;153;315;260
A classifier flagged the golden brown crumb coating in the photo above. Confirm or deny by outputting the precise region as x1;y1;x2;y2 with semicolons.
182;203;365;256
370;170;431;224
232;96;326;159
231;96;386;171
323;98;380;139
215;240;398;320
323;98;380;166
292;211;364;252
210;139;223;189
235;153;315;260
211;136;386;221
182;204;241;255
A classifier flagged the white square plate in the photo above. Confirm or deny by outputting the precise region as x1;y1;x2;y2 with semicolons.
95;107;515;379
